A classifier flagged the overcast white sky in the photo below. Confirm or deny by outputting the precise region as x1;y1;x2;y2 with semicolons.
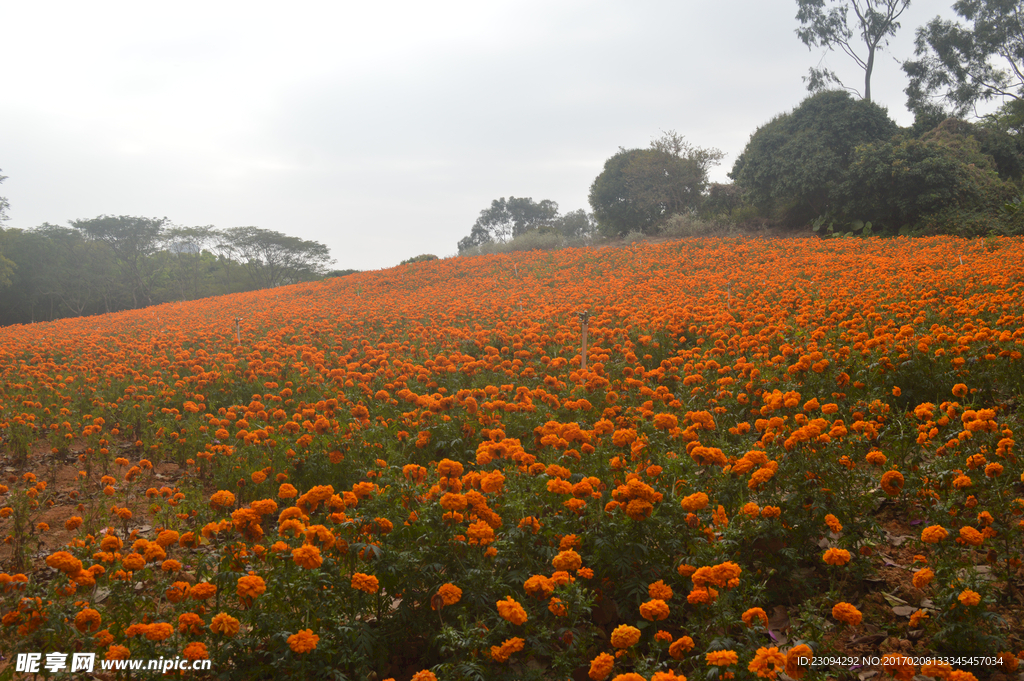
1;0;957;270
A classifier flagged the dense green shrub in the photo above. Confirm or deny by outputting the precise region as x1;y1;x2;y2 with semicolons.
464;229;566;255
839;120;1021;235
729;91;899;225
400;254;439;265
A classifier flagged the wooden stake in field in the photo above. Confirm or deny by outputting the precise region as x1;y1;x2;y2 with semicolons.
578;310;589;371
234;317;242;345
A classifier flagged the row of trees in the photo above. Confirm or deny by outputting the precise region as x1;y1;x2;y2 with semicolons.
796;0;1023;119
456;198;597;254
730;90;1023;234
457;132;725;251
457;0;1024;248
0;214;334;326
732;0;1024;234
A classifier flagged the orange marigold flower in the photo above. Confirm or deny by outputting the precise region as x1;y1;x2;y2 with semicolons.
410;672;438;681
881;653;916;681
650;673;684;681
957;589;981;606
74;608;101;633
824;514;842;532
439;492;468;510
552;549;582;572
191;581;217;600
292;545;323;569
865;450;887;466
496;596;528;625
653;413;678;430
912;568;934;589
155;529;180;547
823;548;852;565
639;599;669;621
106;646;131;661
679;492;709;512
466;520;496;545
288;628;319;653
209;490;236;509
178;612;204;635
785;644;813;679
610;624;641;648
761;505;781;518
921;525;948;543
210;613;240;636
143;543;167;563
948;672;978;681
145;622;174;641
433;583;462;609
46;551;83;575
687;586;719;604
648;580;673;600
831;602;862;626
909;609;929;628
959;526;984;546
524;575;555;599
548;597;567;617
588;652;615;681
65;516;83;531
182;642;208;660
165;581;191;603
278;483;298;499
880;470;904;496
706;649;739;666
920;660;953;678
624;498;654;520
742;607;768;627
748;646;787;678
351;572;379;593
490;636;525;663
237;575;266;600
437;458;464;478
668;635;694;658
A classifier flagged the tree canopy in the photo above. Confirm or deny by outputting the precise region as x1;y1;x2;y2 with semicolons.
589;132;722;237
72;215;167;308
795;0;911;101
459;197;559;252
0;170;13;288
729;90;898;222
837;119;1019;232
904;0;1024;116
458;197;560;253
0;169;9;224
0;218;335;326
218;226;333;289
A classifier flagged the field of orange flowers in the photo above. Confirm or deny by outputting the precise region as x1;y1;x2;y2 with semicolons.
1;236;1023;681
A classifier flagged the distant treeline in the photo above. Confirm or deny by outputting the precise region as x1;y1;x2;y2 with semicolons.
458;94;1024;255
0;216;337;326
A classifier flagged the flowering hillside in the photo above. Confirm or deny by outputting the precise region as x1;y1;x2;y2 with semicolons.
1;237;1022;680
